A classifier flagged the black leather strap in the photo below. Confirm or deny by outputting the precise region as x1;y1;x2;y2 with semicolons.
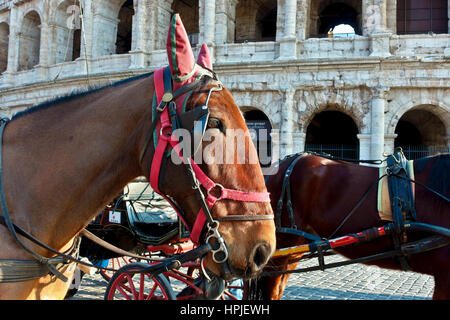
276;154;304;229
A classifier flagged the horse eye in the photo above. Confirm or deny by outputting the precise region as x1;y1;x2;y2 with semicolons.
207;118;222;130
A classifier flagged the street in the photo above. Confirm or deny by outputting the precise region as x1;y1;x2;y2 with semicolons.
68;253;433;300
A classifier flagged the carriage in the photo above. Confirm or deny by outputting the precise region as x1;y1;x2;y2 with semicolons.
69;148;449;301
73;181;244;300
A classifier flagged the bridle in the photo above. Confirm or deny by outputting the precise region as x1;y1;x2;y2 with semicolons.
142;65;274;264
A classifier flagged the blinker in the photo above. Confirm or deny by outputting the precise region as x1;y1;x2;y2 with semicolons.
177;105;210;155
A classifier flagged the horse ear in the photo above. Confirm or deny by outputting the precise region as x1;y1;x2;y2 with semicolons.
166;14;196;80
197;43;212;70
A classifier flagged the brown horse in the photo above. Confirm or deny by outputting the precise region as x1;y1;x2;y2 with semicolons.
249;153;449;300
0;16;275;300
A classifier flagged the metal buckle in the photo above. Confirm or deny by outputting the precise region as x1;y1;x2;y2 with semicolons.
205;221;229;264
156;102;167;112
159;124;172;140
206;183;224;201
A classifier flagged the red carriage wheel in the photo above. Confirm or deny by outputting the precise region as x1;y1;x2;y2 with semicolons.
99;256;133;282
105;263;175;300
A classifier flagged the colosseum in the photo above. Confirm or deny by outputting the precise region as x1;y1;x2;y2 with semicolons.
0;0;449;164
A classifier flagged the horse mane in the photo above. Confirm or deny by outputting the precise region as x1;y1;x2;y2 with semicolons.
11;72;154;121
415;153;450;197
269;152;362;171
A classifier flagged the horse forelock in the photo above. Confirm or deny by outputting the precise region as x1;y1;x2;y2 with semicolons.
184;75;221;110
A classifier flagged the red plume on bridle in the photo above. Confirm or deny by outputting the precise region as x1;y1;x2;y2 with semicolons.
166;14;196;83
165;14;215;111
149;14;274;252
197;43;213;70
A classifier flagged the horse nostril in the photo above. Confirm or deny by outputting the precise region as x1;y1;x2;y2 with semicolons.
248;242;272;272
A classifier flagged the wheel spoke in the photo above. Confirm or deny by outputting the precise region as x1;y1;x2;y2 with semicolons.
146;280;158;300
116;276;132;300
106;263;176;301
138;273;145;300
127;273;138;299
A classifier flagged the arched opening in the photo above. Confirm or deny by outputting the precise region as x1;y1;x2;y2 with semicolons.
243;109;272;167
309;0;362;38
394;108;448;160
235;0;277;43
305;110;359;159
257;5;277;41
72;29;81;60
116;0;134;54
0;22;9;73
18;11;41;71
53;0;81;63
319;3;359;36
172;0;199;47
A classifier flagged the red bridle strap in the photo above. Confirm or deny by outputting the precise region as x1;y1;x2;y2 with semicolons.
149;67;272;245
169;134;271;244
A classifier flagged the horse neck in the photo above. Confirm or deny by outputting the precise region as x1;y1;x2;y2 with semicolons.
3;75;155;250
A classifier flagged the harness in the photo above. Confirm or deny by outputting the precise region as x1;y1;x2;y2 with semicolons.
273;150;420;270
385;148;417;270
272;153;321;242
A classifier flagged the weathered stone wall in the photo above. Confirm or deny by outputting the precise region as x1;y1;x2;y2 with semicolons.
0;0;448;161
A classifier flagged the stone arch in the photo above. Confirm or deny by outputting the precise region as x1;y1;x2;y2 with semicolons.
231;90;282;130
21;6;44;23
309;0;362;38
0;22;9;73
389;102;450;159
385;96;450;159
116;0;134;54
297;89;368;134
51;0;81;63
235;0;277;42
386;99;450;136
171;0;199;46
240;107;272;167
18;10;41;71
93;0;133;56
304;108;360;159
242;107;271;120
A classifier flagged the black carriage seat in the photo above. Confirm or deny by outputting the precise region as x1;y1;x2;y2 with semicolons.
125;182;181;245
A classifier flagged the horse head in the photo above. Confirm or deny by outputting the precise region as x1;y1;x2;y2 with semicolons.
140;14;276;280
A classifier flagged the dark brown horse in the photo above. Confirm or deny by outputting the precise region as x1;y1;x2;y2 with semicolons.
0;16;275;299
249;153;449;300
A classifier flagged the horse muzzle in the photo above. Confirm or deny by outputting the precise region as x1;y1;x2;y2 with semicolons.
216;240;273;281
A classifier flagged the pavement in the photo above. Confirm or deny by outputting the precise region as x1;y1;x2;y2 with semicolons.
280;254;434;300
67;253;434;300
